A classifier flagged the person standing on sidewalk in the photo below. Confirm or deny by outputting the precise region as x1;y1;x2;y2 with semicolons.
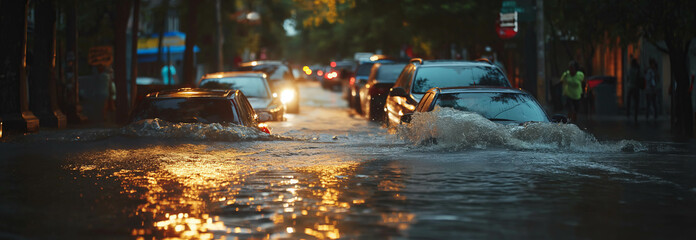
560;60;584;122
644;58;659;120
626;58;643;122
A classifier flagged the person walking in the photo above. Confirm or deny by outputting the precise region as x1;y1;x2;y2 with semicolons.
626;58;643;122
644;58;659;120
560;60;584;122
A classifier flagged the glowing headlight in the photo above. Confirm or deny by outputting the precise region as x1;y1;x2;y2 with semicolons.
280;89;295;104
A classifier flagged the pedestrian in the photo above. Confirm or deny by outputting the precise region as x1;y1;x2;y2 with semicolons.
560;60;584;122
625;58;643;122
161;62;177;85
644;58;659;120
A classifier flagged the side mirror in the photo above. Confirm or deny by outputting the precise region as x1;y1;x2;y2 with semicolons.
389;87;408;97
400;113;413;124
551;114;568;123
257;112;273;122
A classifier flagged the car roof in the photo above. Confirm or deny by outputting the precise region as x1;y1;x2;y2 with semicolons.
431;87;530;95
146;88;236;98
417;60;496;68
200;71;266;80
239;60;284;67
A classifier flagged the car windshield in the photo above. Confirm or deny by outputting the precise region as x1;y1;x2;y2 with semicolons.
412;66;510;93
199;77;270;98
130;98;238;124
355;63;374;76
375;63;407;83
435;92;548;123
238;65;293;81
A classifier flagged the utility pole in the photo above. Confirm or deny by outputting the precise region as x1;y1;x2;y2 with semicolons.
215;0;224;72
535;0;546;106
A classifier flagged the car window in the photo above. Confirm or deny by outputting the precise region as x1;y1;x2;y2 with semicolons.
199;77;270;98
434;92;548;122
238;65;292;81
355;63;375;76
131;98;238;124
236;93;256;125
376;63;408;83
412;66;510;93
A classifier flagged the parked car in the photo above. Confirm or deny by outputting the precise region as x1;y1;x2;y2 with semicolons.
358;62;408;122
347;56;394;113
198;71;285;121
129;88;271;134
238;61;300;113
401;87;566;125
385;58;511;127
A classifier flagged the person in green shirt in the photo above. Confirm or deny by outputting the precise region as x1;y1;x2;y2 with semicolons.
560;60;584;122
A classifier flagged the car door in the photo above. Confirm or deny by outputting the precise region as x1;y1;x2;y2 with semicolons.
385;64;415;125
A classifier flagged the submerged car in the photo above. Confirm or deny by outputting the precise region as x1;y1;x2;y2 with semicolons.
198;71;285;121
385;58;511;126
401;87;567;125
129;88;271;134
238;61;300;113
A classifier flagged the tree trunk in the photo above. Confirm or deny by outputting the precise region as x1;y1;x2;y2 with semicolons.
65;0;87;124
0;0;39;133
130;0;140;108
668;47;694;138
114;0;132;124
30;0;66;128
183;0;199;87
156;0;169;69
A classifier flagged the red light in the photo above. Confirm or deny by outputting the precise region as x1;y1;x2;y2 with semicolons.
330;62;337;68
317;70;323;76
349;77;356;86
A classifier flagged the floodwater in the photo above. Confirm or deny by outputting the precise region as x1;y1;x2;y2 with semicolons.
1;82;695;239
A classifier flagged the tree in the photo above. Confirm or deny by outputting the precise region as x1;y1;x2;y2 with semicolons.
113;0;132;123
182;0;199;86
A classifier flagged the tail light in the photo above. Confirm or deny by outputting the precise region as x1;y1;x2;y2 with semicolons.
349;77;356;86
317;70;324;76
325;71;338;80
258;123;271;134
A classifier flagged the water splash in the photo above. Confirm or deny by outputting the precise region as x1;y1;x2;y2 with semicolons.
122;118;277;141
397;107;645;152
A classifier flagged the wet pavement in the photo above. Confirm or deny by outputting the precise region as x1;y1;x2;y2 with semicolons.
1;81;696;239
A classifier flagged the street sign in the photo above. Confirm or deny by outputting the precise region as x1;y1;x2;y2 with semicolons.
88;46;113;66
497;12;518;39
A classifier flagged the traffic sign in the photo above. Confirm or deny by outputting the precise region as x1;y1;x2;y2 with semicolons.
88;46;113;66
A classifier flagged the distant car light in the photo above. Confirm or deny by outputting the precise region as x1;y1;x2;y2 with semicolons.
330;61;337;68
280;89;295;104
349;77;356;86
317;70;324;76
326;71;338;80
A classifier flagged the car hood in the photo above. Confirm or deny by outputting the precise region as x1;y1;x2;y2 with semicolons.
247;97;272;109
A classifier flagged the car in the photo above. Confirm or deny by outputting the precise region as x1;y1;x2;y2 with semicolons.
347;56;397;113
129;88;271;134
321;60;354;91
400;87;567;125
358;62;408;122
385;58;512;127
237;61;300;113
198;71;285;121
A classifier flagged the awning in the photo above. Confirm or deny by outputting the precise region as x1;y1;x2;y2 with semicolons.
137;31;199;63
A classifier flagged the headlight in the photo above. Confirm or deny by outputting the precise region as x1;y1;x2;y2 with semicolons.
280;89;295;104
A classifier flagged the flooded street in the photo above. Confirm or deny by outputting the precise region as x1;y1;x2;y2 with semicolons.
2;82;696;239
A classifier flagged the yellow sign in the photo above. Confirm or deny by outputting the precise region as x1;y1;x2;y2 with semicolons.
137;35;186;49
88;46;113;66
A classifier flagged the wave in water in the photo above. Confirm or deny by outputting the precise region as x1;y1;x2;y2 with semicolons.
122;118;277;141
397;107;645;152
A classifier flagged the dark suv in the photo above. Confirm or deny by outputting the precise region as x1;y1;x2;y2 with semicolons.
384;59;511;126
